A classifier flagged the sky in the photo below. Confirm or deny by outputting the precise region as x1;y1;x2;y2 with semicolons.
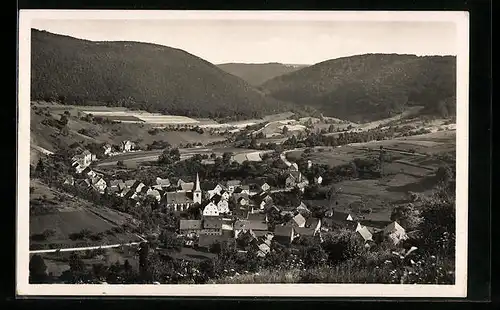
31;19;457;65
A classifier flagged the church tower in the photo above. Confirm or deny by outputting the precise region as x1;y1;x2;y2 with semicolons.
193;173;202;204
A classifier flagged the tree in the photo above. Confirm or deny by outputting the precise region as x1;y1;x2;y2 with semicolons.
390;203;423;231
222;152;233;165
59;114;69;126
35;158;45;176
282;126;289;135
29;254;48;283
138;242;150;282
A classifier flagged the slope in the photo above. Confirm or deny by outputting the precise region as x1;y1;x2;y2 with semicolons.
31;29;291;121
217;62;309;86
261;54;456;123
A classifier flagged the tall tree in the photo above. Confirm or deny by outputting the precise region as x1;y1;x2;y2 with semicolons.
29;254;48;283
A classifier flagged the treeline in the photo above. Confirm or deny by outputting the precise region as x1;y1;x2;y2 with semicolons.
31;29;292;121
261;54;456;122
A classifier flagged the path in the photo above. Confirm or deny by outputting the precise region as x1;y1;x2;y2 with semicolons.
30;234;147;254
31;145;54;155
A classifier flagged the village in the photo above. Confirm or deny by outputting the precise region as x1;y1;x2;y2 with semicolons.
62;138;409;261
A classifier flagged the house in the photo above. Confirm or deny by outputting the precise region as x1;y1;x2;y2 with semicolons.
296;202;311;216
246;212;268;223
109;179;125;191
81;150;93;166
307;160;313;169
176;178;186;188
257;180;271;192
220;190;230;201
322;211;358;231
82;167;96;178
273;225;296;245
305;217;322;234
327;210;355;222
155;177;171;189
165;192;194;212
285;171;304;188
179;182;195;192
207;184;225;199
124;179;137;189
293;227;317;238
252;192;274;210
296;181;309;193
63;176;74;186
255;241;271;257
201;216;222;236
146;188;162;202
384;221;407;245
103;144;112;156
179;220;202;237
313;176;323;185
221;218;234;238
233;220;268;239
233;193;249;206
197;234;229;251
212;194;230;214
202;201;220;217
234;185;250;195
74;163;86;174
91;177;107;194
131;181;146;194
226;180;241;193
286;213;306;228
121;140;134;152
356;223;374;242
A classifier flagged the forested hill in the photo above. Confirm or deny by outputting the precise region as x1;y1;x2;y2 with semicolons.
31;29;292;121
261;54;456;123
217;62;309;86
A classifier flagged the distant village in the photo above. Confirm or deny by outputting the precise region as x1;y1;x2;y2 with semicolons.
63;139;409;258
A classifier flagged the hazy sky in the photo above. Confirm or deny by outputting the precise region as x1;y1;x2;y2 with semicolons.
31;19;457;65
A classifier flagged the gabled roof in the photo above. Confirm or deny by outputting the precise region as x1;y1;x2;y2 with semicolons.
288;171;302;180
233;193;249;202
357;225;374;241
146;188;161;198
181;182;195;192
330;211;354;222
197;234;228;248
211;194;223;204
274;225;294;237
165;191;193;204
384;221;405;235
203;216;222;229
180;220;202;230
109;179;124;187
322;217;357;230
293;227;316;237
234;185;250;193
82;150;92;156
124;179;137;187
291;213;306;227
247;212;267;222
156;177;171;187
234;220;268;231
226;180;241;187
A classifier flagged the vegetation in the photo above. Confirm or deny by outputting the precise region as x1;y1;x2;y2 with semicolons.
31;29;292;121
261;54;456;122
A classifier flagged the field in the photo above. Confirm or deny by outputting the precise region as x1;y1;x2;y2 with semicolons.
30;106;227;156
29;179;139;250
295;130;455;223
96;147;271;167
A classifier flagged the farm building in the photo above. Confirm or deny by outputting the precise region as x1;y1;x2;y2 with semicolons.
179;220;202;237
233;220;268;239
273;225;296;245
384;221;407;245
164;191;194;212
201;216;223;236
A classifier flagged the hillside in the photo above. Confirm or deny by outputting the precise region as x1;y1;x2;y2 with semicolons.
217;62;309;86
31;29;292;121
261;54;456;123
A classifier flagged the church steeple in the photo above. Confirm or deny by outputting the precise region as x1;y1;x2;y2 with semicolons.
193;173;202;204
194;173;201;192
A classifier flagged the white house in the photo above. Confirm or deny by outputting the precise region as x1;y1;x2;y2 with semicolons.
91;177;107;194
103;144;112;156
384;221;407;245
121;140;134;152
314;176;323;185
146;188;162;202
202;202;220;217
356;223;374;242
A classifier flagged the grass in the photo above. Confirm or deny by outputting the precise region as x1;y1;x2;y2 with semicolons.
29;180;138;250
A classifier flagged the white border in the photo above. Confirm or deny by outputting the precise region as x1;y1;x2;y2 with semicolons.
17;10;469;297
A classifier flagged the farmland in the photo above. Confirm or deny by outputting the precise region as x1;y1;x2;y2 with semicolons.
294;130;455;223
96;147;272;167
